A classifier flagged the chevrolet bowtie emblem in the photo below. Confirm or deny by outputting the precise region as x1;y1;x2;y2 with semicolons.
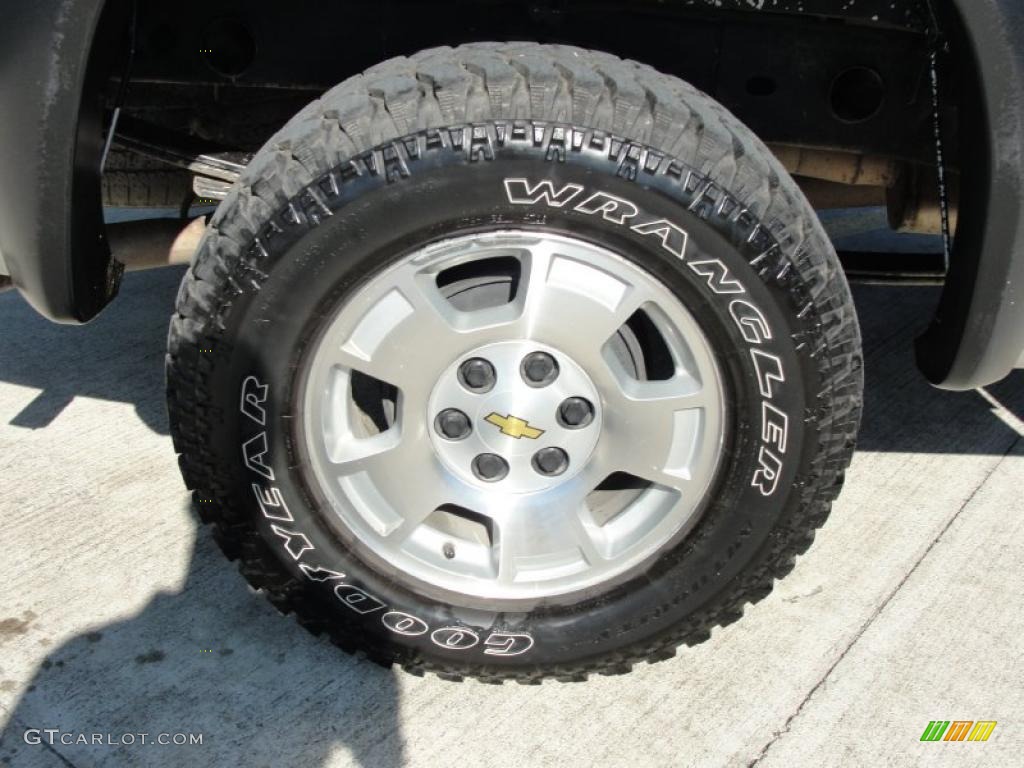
484;413;545;440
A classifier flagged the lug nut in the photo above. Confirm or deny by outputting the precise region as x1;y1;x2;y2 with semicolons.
435;408;472;440
459;358;496;393
532;447;569;477
558;397;594;429
521;351;559;387
472;453;509;482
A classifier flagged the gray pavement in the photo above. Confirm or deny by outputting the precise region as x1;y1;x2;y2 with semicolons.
0;266;1021;768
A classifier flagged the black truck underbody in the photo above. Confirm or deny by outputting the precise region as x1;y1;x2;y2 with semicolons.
0;0;1021;389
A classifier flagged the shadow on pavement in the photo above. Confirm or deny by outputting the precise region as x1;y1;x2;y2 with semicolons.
850;283;1024;454
0;267;186;435
0;519;404;768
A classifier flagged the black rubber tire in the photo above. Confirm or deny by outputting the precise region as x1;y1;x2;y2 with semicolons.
167;42;863;682
102;149;193;208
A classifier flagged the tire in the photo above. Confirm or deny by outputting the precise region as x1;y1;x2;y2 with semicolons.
167;42;862;682
102;149;193;208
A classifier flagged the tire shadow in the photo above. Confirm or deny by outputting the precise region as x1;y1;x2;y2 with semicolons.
0;517;404;768
851;283;1024;455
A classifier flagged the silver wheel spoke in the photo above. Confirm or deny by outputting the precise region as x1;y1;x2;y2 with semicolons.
495;483;604;585
331;426;453;539
603;375;720;493
511;242;649;363
323;270;469;388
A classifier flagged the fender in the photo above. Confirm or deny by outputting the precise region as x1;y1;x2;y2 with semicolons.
914;0;1024;389
0;0;125;323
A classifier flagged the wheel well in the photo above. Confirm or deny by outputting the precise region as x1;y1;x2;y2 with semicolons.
92;0;993;385
103;0;959;161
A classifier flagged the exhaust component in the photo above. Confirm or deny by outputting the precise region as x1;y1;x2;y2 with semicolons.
794;178;887;210
106;217;206;272
769;144;899;187
770;144;959;235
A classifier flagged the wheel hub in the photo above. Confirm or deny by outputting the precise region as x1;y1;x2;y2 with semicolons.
428;341;602;494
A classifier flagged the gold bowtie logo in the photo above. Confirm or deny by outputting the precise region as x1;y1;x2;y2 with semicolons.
484;413;544;440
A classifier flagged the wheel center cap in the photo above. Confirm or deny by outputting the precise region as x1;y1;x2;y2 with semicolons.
427;340;602;493
480;407;546;447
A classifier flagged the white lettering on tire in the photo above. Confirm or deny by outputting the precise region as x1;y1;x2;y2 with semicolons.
381;611;429;637
430;627;480;650
573;191;639;224
751;349;785;399
503;178;583;207
298;564;345;582
242;432;275;481
334;584;386;614
630;219;688;258
240;375;269;425
505;178;688;258
270;524;314;560
484;632;535;657
687;259;745;295
729;299;773;344
752;447;784;497
252;483;293;522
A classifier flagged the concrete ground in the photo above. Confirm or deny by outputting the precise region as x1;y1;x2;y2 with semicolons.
0;265;1021;768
